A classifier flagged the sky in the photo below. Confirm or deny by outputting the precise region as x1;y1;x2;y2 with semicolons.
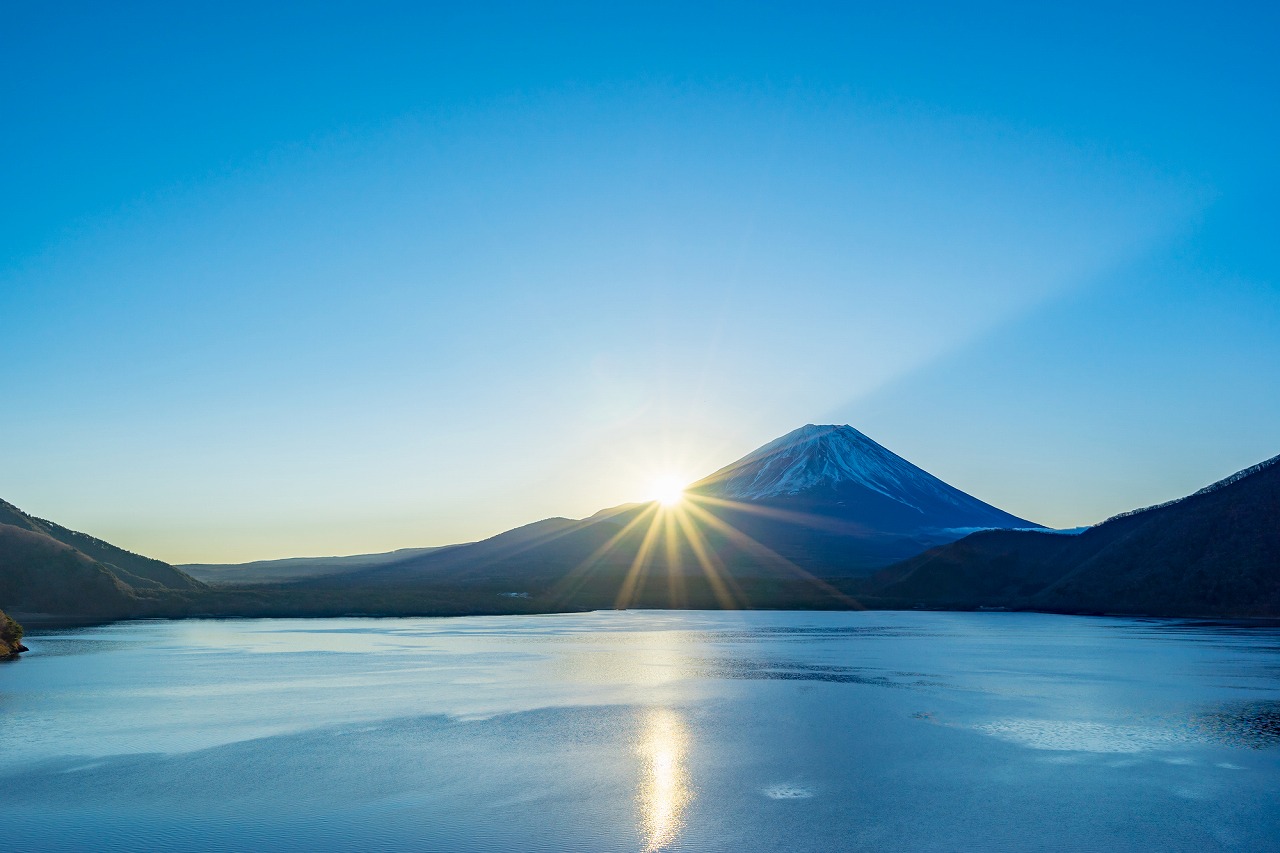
3;2;1278;563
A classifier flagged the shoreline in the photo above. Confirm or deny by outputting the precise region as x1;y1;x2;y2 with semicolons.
11;606;1280;633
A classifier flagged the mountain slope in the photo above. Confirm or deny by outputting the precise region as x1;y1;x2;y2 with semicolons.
691;424;1037;534
324;517;596;587
0;499;206;618
0;499;202;591
873;453;1280;616
0;523;144;616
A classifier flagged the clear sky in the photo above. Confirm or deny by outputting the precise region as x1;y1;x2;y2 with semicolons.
3;2;1277;563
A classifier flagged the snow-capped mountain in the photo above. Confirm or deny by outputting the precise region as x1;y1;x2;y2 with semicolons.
313;423;1039;594
690;424;1036;534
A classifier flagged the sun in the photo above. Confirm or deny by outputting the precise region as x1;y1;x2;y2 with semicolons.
648;475;688;507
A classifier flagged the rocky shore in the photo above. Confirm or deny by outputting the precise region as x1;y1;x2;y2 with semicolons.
1;608;27;659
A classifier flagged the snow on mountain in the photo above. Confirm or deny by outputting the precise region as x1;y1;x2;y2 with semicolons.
695;425;956;505
690;424;1037;530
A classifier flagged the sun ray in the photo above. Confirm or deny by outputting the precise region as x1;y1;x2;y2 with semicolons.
543;484;867;612
458;514;615;576
686;493;875;537
682;501;864;609
673;508;745;609
615;507;667;609
548;503;659;605
662;509;687;609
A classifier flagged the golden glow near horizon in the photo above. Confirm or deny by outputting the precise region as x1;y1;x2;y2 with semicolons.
637;707;692;851
648;475;688;507
544;477;860;612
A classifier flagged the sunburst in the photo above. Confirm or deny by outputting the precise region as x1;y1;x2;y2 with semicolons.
544;467;865;612
647;475;688;507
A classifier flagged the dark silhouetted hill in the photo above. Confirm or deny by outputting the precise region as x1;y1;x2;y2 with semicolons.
872;453;1280;617
0;500;206;619
0;499;202;591
0;523;141;616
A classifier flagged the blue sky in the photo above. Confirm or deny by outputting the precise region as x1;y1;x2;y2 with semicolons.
3;2;1277;562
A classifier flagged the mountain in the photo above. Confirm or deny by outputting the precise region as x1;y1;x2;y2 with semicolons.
690;424;1036;535
320;516;597;587
871;452;1280;617
0;499;205;618
307;425;1037;607
0;499;201;592
7;429;1273;621
182;546;458;585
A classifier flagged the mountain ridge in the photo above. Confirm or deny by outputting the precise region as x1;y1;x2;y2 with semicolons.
308;423;1038;594
5;425;1275;621
182;545;461;586
0;499;202;592
870;451;1280;616
0;499;205;618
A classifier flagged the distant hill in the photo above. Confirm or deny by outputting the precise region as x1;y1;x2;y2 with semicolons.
182;546;458;585
0;500;205;618
318;516;592;588
871;453;1280;617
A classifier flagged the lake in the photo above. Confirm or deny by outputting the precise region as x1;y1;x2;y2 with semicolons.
3;611;1279;851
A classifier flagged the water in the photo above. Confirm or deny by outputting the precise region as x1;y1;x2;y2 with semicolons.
3;611;1279;852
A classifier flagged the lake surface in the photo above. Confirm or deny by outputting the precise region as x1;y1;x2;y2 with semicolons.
3;611;1280;852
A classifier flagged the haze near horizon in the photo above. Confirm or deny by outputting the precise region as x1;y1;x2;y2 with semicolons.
3;2;1278;563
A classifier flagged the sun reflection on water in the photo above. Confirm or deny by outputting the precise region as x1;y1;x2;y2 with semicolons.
637;707;692;851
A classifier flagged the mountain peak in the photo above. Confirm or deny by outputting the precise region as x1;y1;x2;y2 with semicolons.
693;424;927;502
690;423;1037;531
